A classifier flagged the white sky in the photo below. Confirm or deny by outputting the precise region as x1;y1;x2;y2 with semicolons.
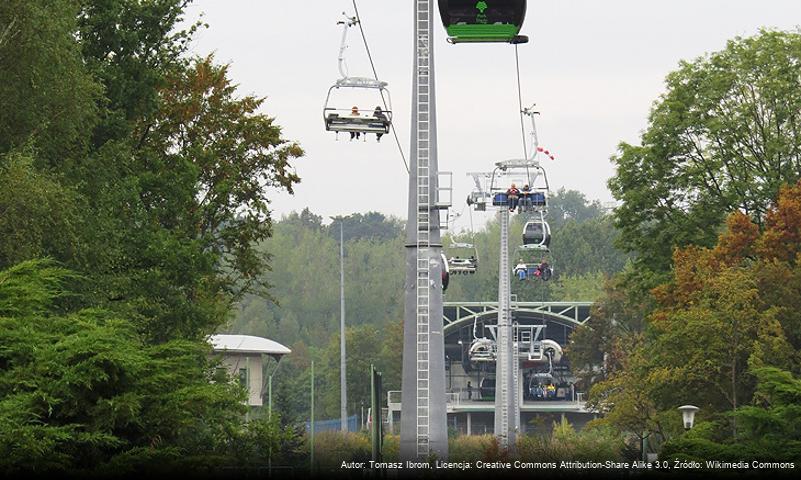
183;1;801;231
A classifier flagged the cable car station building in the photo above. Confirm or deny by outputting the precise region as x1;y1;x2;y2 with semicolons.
388;300;596;435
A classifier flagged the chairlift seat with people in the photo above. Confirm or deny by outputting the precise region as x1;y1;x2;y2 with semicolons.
492;192;509;206
488;160;549;212
513;254;553;282
324;109;391;135
323;79;392;136
518;190;547;210
447;242;479;274
527;372;554;399
324;15;393;139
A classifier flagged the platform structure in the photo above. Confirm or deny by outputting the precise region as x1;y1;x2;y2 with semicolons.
443;301;592;332
388;300;596;436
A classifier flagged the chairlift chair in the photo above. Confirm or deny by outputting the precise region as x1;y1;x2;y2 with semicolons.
488;159;549;211
467;192;490;211
447;242;479;274
438;0;528;44
527;372;554;399
323;80;392;138
469;337;496;362
323;13;393;139
466;172;493;211
513;244;554;281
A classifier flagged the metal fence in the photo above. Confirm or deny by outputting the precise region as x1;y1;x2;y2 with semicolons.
305;414;359;433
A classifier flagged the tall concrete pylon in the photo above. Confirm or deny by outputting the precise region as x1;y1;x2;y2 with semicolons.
400;0;448;461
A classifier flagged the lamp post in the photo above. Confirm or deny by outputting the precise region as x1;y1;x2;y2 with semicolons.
310;361;316;473
265;357;283;476
338;219;347;432
331;217;348;433
678;405;699;430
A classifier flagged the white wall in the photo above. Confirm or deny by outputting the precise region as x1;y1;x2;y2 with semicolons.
219;353;264;407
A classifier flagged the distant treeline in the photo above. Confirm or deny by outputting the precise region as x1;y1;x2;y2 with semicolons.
228;188;629;423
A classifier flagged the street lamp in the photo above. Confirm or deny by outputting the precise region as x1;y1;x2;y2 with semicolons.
678;405;699;430
330;216;347;433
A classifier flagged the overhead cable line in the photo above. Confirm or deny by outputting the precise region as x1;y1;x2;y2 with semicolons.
352;0;410;174
514;44;528;161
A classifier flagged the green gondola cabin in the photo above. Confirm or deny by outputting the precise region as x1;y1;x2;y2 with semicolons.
438;0;527;43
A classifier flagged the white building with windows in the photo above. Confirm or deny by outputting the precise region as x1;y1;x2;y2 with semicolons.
208;334;291;406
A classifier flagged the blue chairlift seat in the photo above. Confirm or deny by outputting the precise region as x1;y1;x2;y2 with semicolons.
493;192;509;206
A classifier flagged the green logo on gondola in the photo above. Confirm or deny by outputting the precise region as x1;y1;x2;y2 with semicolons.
475;1;488;13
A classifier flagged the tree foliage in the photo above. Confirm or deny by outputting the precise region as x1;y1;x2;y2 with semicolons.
0;0;99;163
0;1;304;473
661;367;801;462
609;30;801;274
1;0;302;342
590;181;801;453
229;191;625;423
0;260;305;474
0;152;83;268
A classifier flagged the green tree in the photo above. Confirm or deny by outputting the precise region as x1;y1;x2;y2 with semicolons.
130;56;302;332
609;30;801;274
661;367;801;462
0;0;99;162
0;152;83;269
0;260;249;473
77;0;199;147
592;182;801;451
321;325;384;419
546;188;605;231
328;212;404;243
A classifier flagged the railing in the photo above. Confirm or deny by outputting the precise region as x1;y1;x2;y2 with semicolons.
446;392;461;406
387;389;589;410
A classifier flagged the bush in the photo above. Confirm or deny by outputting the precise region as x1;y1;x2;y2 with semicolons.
449;435;501;461
309;431;371;470
517;417;625;462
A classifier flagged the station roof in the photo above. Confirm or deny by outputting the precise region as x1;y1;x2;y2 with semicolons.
208;334;291;358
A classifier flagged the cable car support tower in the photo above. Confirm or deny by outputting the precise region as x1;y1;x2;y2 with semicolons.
400;0;449;461
495;107;551;450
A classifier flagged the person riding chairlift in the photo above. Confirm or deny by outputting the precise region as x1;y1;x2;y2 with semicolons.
514;261;528;281
537;260;552;281
373;106;386;142
519;184;531;211
349;106;361;141
506;183;520;212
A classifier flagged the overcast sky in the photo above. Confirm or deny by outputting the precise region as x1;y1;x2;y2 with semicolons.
183;1;801;231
